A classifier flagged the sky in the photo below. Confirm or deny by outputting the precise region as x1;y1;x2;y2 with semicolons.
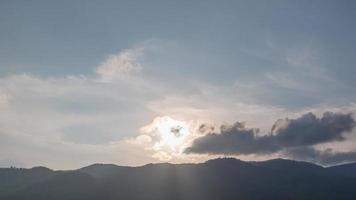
1;0;356;169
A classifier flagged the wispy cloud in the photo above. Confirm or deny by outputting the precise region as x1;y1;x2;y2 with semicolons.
96;47;144;82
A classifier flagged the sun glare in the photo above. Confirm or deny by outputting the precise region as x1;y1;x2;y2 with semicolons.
156;117;190;149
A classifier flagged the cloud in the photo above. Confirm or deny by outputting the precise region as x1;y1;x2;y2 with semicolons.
283;147;356;166
96;47;143;81
237;41;355;109
185;122;277;155
198;124;215;134
185;112;355;155
0;93;10;107
1;42;252;167
0;39;355;168
152;151;172;161
0;45;156;168
271;112;354;146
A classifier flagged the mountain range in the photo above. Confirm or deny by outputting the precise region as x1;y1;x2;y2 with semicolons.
1;158;356;200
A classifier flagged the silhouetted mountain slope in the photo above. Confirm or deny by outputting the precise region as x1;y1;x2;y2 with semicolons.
326;162;356;178
78;163;132;180
1;158;356;200
0;166;56;196
251;158;323;172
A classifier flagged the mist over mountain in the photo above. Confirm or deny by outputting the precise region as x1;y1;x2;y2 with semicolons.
1;158;356;200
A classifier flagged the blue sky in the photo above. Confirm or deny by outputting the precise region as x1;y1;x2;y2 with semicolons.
1;0;356;107
1;0;356;169
2;0;356;82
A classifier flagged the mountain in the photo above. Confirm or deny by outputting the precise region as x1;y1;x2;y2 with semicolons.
1;158;356;200
251;158;323;172
0;166;55;195
326;162;356;177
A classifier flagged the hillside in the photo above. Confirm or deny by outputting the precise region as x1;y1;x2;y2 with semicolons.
1;158;356;200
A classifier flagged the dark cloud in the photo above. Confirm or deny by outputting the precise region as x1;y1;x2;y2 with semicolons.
185;122;278;155
185;112;355;156
272;112;355;147
283;147;356;166
198;124;215;134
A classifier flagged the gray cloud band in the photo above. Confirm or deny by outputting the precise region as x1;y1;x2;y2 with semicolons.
282;147;356;166
185;112;355;164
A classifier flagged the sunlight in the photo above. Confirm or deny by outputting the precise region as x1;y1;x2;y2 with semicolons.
155;116;190;149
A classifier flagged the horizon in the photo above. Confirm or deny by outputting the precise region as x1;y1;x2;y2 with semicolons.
2;157;354;171
1;0;356;170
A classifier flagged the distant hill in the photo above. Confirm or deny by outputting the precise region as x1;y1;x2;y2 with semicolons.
1;158;356;200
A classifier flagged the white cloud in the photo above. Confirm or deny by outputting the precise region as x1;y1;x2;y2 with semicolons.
152;151;173;161
0;71;157;168
0;92;10;108
96;47;143;82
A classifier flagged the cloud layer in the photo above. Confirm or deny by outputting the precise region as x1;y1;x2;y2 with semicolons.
282;147;356;166
1;40;356;168
185;112;356;164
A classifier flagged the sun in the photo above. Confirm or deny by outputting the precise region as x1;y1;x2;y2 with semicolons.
155;117;190;149
139;116;193;154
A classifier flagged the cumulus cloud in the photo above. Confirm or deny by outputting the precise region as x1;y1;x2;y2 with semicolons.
185;122;276;155
198;124;215;134
96;47;143;81
185;112;355;156
271;112;354;146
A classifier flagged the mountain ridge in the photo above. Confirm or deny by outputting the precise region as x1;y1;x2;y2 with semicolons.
2;158;356;200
